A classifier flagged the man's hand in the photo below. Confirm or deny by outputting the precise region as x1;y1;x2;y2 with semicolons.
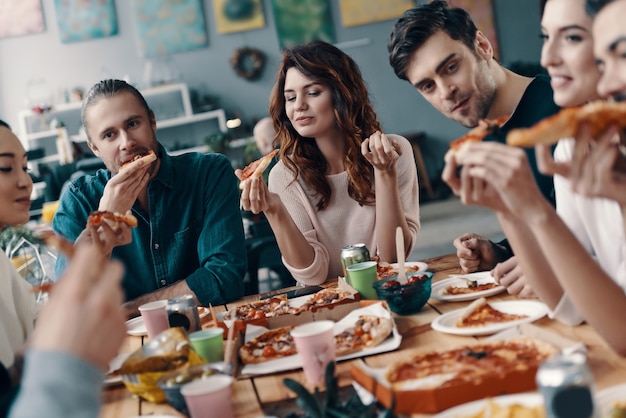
99;162;152;213
491;256;536;298
453;233;501;272
29;245;126;371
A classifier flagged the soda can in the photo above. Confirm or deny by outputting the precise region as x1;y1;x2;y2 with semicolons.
536;352;598;418
341;243;371;279
166;294;201;333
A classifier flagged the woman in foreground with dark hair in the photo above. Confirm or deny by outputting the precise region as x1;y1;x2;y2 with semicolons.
238;40;420;285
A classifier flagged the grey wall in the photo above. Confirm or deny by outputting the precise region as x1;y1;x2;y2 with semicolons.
0;0;542;180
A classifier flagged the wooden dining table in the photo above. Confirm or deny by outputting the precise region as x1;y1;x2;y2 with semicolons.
99;253;626;417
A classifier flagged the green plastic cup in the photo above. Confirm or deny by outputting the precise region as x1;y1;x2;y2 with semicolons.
189;328;224;363
346;261;378;299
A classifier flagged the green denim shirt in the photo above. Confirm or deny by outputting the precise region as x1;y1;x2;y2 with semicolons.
52;145;247;306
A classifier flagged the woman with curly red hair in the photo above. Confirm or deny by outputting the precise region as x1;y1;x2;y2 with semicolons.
238;41;420;285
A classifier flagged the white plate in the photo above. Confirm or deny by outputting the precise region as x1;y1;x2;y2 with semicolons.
431;300;549;336
126;306;210;337
596;382;626;415
103;352;131;387
431;271;505;302
434;392;543;417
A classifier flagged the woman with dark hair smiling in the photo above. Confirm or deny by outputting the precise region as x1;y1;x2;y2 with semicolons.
238;41;420;285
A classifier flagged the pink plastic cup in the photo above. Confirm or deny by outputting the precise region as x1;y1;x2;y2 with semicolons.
291;320;336;386
138;300;169;339
181;375;234;418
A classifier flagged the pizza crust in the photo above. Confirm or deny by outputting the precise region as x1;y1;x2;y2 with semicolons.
455;297;528;328
87;210;138;228
507;100;626;147
119;150;157;172
450;116;509;165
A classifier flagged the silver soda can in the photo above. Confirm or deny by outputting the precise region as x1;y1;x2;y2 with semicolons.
166;295;201;333
536;352;598;418
341;243;371;278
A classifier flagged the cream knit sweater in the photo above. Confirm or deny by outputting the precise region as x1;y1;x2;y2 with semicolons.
268;134;421;285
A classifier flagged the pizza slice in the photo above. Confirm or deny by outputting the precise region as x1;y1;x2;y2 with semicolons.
87;210;138;228
239;325;297;364
297;288;353;311
222;294;291;320
450;115;509;164
119;150;157;172
455;297;528;328
507;100;626;147
239;149;279;189
335;315;393;357
442;282;499;296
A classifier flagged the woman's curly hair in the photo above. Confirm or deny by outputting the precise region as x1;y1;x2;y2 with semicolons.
269;41;380;211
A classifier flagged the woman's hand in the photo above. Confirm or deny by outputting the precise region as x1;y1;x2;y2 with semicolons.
75;213;134;257
361;131;401;172
235;170;281;215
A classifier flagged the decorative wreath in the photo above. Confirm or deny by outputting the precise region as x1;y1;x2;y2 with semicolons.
230;47;266;81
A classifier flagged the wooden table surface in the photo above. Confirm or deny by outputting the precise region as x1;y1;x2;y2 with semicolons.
99;253;626;417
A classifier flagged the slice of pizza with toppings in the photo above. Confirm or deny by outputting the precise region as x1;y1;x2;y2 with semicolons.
297;288;353;311
223;294;291;320
442;282;499;295
455;297;528;328
335;315;393;357
450;115;509;164
239;149;279;189
239;325;296;365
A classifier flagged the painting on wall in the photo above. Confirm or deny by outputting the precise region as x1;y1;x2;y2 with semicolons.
213;0;265;34
339;0;413;27
132;0;208;57
449;0;500;59
0;0;45;39
271;0;334;50
54;0;118;43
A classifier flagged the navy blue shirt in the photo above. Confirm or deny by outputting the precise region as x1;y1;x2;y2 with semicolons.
53;145;247;305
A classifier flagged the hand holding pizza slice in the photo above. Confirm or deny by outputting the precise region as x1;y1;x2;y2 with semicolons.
449;115;509;165
239;149;279;189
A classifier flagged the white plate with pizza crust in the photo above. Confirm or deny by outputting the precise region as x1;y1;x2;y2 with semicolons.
431;271;506;302
125;306;210;337
433;392;543;417
431;300;549;336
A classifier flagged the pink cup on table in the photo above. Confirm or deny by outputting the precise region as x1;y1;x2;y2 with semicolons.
291;320;336;386
181;375;234;418
138;300;169;339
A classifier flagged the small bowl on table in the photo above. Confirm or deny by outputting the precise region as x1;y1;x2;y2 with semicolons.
373;271;433;315
157;363;222;415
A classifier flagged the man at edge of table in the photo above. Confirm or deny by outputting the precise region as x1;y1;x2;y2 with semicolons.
52;79;247;318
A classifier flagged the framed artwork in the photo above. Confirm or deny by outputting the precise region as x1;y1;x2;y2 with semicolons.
132;0;208;57
213;0;265;34
0;0;45;39
339;0;413;27
54;0;118;43
270;0;334;50
449;0;500;59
